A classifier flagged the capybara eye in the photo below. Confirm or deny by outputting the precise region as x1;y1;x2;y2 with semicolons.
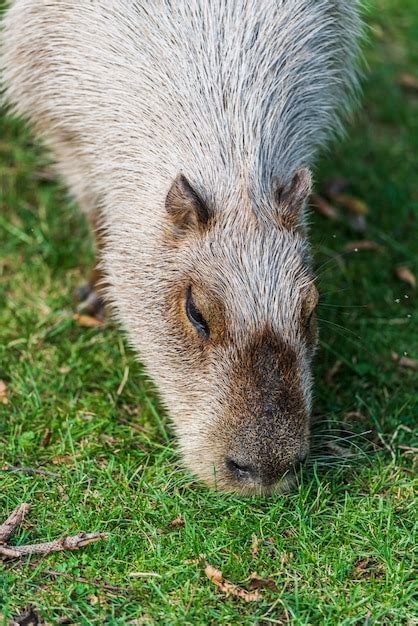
186;286;209;339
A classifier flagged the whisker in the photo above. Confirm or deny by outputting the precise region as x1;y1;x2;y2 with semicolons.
318;302;368;309
317;316;361;338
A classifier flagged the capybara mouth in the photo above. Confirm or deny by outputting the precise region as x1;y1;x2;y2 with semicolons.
212;468;300;497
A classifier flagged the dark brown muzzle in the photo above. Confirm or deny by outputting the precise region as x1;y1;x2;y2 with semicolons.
220;331;310;488
225;416;309;487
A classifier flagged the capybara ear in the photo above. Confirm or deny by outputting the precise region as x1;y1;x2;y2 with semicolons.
165;174;210;231
274;168;312;229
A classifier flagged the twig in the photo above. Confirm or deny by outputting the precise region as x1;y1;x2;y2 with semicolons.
0;503;30;543
28;564;129;595
1;465;59;478
0;532;107;559
0;502;107;560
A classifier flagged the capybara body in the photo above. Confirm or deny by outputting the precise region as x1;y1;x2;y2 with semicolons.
1;1;361;493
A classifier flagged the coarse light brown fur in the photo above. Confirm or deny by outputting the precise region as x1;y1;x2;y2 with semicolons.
1;0;362;494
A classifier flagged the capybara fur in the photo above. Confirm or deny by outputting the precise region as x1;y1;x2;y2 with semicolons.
1;0;362;494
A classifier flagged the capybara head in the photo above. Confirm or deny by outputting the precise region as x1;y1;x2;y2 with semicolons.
107;169;318;495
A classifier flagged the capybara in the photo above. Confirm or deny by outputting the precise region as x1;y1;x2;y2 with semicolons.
1;1;362;493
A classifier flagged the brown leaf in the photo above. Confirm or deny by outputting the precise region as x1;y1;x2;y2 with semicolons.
352;558;385;580
398;73;418;92
51;455;73;465
73;313;104;328
324;360;342;384
169;515;184;529
310;194;338;220
251;533;259;559
335;194;369;216
391;352;418;370
204;562;261;602
0;380;9;405
248;573;279;592
394;266;416;289
344;240;380;252
205;563;223;585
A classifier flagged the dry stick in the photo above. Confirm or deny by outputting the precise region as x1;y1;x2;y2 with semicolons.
0;503;107;560
0;532;108;559
0;503;30;543
1;465;59;478
27;564;130;595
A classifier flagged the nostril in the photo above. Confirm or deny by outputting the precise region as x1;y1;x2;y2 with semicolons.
225;457;256;481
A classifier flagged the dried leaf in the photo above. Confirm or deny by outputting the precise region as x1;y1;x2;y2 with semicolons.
51;455;73;465
394;266;416;289
205;563;223;585
324;360;342;384
204;562;261;602
344;240;380;252
169;515;184;529
310;194;338;220
0;380;9;405
335;194;369;216
352;558;385;580
58;366;71;375
391;352;418;370
248;573;279;592
73;313;104;328
251;533;259;559
398;73;418;92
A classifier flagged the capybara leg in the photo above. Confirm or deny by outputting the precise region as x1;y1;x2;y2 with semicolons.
75;279;105;320
75;212;107;320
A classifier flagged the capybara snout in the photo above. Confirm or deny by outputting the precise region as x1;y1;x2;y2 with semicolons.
221;336;311;492
197;320;313;493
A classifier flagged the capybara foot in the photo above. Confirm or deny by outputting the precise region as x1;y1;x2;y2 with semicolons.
75;283;105;321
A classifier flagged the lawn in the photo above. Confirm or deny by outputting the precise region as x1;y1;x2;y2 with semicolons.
0;1;417;624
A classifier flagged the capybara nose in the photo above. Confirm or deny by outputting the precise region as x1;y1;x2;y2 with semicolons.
226;452;307;486
226;457;258;482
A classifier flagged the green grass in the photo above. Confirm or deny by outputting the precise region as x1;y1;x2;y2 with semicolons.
1;1;417;624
